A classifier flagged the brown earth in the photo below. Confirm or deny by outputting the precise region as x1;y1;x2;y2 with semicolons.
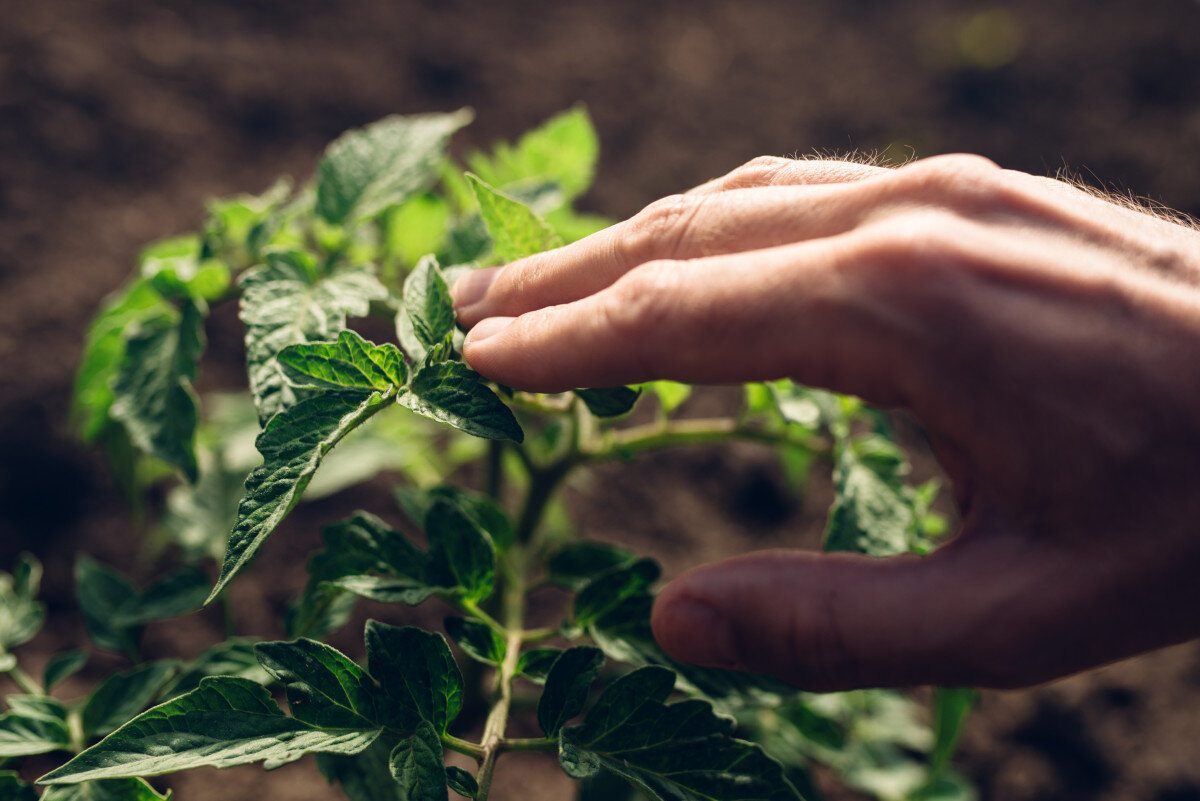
2;1;1200;799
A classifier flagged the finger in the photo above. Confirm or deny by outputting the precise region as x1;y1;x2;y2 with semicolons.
462;234;922;406
454;180;893;329
649;523;1075;690
686;155;891;195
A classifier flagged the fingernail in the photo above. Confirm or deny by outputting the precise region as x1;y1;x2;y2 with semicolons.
653;596;737;668
466;316;515;344
451;266;501;309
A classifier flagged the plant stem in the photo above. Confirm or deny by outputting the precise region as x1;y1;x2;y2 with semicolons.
5;664;41;696
484;440;504;500
474;613;524;799
513;462;571;546
501;737;557;753
443;733;485;759
580;417;828;465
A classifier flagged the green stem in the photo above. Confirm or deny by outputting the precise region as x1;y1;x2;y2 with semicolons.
521;626;558;643
513;462;571;546
500;737;557;753
474;614;524;799
484;440;504;500
5;664;41;696
461;600;507;637
580;417;828;465
443;733;485;759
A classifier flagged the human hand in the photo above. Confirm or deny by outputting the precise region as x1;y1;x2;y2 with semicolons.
453;154;1200;690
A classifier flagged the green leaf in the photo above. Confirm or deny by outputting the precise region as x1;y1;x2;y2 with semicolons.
389;721;448;801
548;542;638;590
162;640;272;699
0;771;38;801
41;777;172;801
574;387;641;418
75;557;140;657
403;255;456;352
399;361;523;442
560;667;803;801
395;485;515;554
467;174;564;262
209;389;390;603
0;695;70;757
318;732;406;801
443;617;504;666
83;662;178;738
445;766;478;798
516;648;562;684
38;677;379;785
467;106;599;201
0;554;44;653
316;110;472;226
768;380;841;431
824;434;917;556
646;381;692;415
239;251;388;425
108;299;204;481
365;622;463;734
255;639;378;730
425;501;495;603
72;280;169;443
929;688;978;775
574;559;660;629
75;559;207;657
280;330;407;392
44;650;88;691
119;566;208;626
384;193;451;267
538;646;605;737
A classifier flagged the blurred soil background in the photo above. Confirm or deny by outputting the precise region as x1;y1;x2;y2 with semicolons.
3;0;1200;799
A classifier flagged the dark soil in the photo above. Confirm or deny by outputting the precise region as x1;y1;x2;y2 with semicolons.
3;1;1200;799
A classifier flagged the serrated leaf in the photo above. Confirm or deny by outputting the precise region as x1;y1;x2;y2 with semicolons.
574;559;660;629
75;560;207;657
574;387;641;418
389;721;447;801
399;361;523;442
329;576;442;606
365;622;463;734
209;390;390;603
44;650;88;691
83;662;178;738
395;485;515;554
0;554;44;653
538;646;604;737
72;281;169;443
548;542;638;590
467;174;564;262
385;193;451;267
162;640;272;699
0;770;38;801
824;434;916;557
255;639;378;730
403;255;456;353
445;766;478;798
280;330;407;393
0;696;70;757
75;557;140;657
443;617;504;666
467;106;599;201
316;110;471;226
41;777;172;801
425;501;495;603
108;299;204;482
39;677;379;785
560;667;802;801
516;648;562;684
318;732;406;801
239;251;388;425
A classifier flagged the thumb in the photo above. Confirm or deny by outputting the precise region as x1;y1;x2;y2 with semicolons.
649;529;1069;691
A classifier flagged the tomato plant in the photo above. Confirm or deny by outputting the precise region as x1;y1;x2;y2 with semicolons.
3;108;978;801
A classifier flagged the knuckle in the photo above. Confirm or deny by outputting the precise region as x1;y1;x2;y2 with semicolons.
727;155;795;187
595;260;684;367
890;153;1005;204
622;193;706;262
